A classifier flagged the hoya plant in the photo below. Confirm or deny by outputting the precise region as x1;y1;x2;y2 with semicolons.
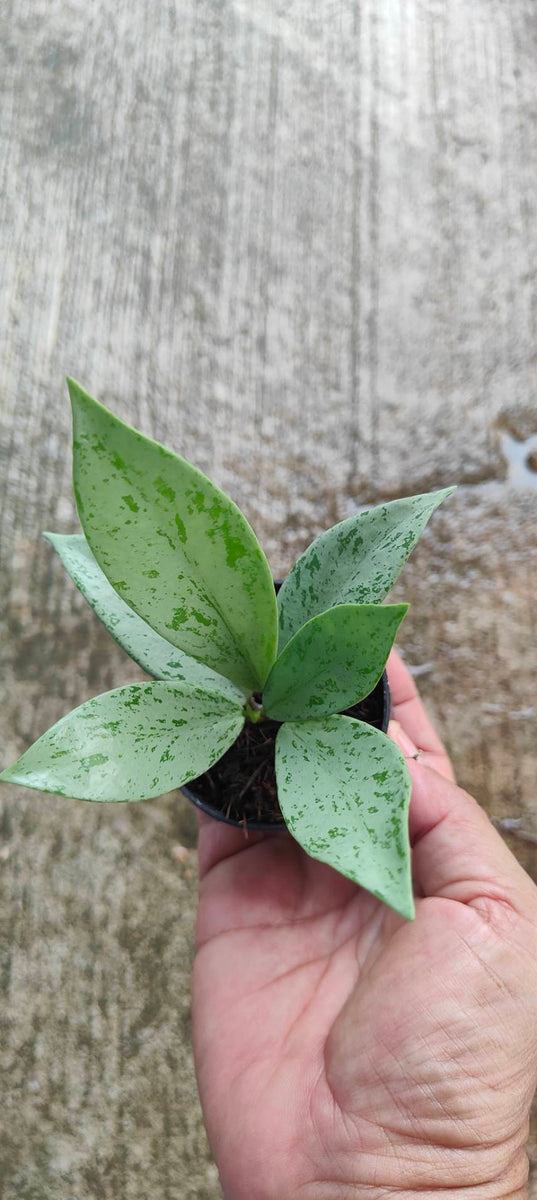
1;381;454;921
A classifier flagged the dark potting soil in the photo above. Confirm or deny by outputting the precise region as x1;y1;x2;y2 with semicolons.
188;685;386;827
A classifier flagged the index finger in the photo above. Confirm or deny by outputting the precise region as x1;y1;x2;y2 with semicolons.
387;649;455;781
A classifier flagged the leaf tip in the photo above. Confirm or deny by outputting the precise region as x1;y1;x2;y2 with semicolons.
66;375;85;405
67;377;105;424
0;763;19;785
399;894;416;921
435;484;457;504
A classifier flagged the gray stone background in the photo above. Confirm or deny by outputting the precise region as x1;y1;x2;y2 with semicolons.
1;0;537;1196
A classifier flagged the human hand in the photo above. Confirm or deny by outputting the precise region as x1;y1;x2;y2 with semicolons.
192;651;537;1200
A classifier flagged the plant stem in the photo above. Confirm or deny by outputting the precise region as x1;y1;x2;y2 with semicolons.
245;698;264;724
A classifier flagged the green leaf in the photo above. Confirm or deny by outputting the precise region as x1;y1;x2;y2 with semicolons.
277;488;455;649
45;532;246;703
0;681;244;802
263;603;407;721
68;379;278;692
275;717;414;920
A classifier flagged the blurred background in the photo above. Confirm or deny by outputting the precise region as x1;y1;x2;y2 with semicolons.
1;1;537;1195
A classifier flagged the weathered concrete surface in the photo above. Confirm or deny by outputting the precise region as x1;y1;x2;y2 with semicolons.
1;0;537;1195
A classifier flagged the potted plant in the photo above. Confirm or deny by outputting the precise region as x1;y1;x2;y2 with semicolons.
0;380;454;921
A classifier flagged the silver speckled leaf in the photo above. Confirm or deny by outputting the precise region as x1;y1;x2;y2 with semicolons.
69;379;278;692
0;681;244;802
45;532;246;702
264;603;407;721
277;488;455;650
276;716;414;920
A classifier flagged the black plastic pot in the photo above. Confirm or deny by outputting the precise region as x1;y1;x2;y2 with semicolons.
181;581;392;832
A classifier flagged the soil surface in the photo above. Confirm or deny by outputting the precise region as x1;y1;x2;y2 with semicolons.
187;680;387;827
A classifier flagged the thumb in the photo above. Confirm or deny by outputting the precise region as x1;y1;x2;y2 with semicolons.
404;753;535;913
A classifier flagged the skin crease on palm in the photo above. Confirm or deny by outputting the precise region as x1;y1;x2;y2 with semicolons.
193;650;537;1200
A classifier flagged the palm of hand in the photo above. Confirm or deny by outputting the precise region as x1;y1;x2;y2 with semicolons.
193;657;537;1200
